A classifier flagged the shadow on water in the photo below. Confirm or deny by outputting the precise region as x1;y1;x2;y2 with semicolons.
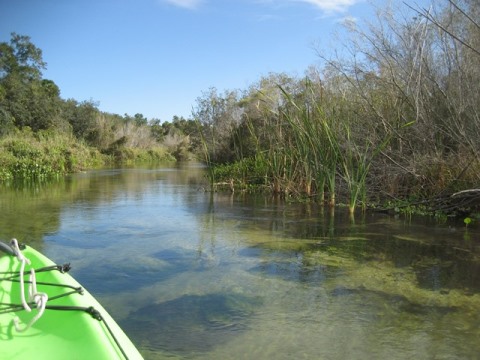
122;293;261;357
249;260;335;284
77;247;211;294
152;248;211;269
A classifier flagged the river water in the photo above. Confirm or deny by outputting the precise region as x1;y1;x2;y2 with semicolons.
1;164;479;359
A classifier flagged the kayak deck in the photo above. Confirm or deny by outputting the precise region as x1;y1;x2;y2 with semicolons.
0;244;144;359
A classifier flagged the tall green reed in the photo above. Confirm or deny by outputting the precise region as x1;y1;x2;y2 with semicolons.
339;125;374;214
278;85;339;205
195;118;216;190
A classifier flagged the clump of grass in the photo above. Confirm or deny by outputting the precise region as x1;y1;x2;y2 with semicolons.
278;84;341;207
210;157;270;192
338;124;392;215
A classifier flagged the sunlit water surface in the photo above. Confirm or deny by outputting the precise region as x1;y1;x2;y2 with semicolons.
1;164;479;359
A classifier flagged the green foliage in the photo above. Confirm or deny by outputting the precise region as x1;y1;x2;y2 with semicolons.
2;0;480;214
0;33;172;180
99;129;172;164
211;157;267;188
192;87;242;164
62;99;99;141
124;113;148;127
147;148;175;162
0;128;104;183
0;33;65;132
386;200;433;217
0;33;46;80
191;1;480;217
463;217;473;228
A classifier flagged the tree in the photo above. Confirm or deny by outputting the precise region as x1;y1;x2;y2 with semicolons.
0;33;64;131
0;33;46;80
192;87;242;164
63;99;99;141
133;113;148;126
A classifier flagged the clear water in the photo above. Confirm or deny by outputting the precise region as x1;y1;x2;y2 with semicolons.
1;164;479;359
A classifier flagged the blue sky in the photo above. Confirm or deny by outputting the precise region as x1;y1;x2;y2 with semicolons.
0;0;421;122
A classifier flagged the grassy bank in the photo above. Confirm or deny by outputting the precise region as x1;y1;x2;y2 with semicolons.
0;128;174;183
207;151;480;219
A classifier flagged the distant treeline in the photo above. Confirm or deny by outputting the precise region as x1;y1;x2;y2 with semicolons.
0;33;203;182
1;0;479;216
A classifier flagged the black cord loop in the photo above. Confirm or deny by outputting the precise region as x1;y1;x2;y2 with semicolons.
0;257;130;359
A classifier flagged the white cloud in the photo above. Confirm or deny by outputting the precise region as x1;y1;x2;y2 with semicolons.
163;0;203;10
294;0;359;13
338;15;358;24
162;0;359;14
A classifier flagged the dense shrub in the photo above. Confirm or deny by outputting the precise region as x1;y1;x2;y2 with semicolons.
0;128;103;182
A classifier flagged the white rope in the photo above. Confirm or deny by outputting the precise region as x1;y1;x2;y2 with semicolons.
11;238;31;312
10;238;49;332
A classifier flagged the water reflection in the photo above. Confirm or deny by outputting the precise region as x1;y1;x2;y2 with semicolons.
0;165;479;359
0;163;206;247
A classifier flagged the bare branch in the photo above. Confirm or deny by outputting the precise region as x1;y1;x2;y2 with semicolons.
404;1;480;57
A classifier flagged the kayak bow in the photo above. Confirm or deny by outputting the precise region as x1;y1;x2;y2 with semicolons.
0;239;144;360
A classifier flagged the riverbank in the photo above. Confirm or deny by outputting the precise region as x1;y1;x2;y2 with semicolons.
206;157;480;221
0;128;175;183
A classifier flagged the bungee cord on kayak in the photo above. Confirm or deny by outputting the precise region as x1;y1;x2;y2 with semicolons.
0;239;134;360
10;238;49;332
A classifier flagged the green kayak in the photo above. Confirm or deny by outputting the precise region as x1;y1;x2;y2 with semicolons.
0;239;144;359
